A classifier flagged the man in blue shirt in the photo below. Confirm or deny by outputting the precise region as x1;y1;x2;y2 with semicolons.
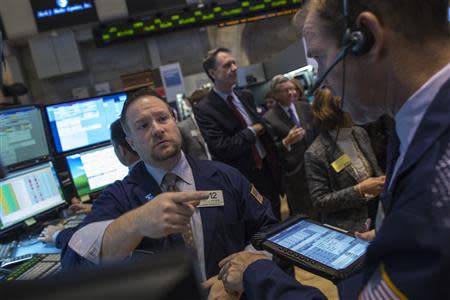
62;88;277;299
218;0;450;299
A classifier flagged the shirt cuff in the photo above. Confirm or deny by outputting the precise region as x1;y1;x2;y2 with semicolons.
244;244;273;259
51;230;62;244
68;220;114;264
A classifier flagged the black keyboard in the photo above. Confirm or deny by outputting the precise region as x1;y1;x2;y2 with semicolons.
0;240;18;262
4;254;60;281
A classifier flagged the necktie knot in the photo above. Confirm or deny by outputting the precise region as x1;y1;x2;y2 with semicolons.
162;173;178;192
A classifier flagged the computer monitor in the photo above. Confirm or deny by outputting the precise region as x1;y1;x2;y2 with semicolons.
45;92;128;154
0;106;50;169
66;144;129;198
0;161;66;235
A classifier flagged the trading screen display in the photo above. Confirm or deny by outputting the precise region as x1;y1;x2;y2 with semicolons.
30;0;98;32
45;92;128;154
268;220;369;270
66;145;129;197
0;162;65;231
0;106;50;168
94;0;303;46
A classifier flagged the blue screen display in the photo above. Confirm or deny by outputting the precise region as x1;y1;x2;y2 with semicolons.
45;93;127;153
268;220;369;270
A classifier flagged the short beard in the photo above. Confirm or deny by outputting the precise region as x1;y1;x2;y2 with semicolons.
150;143;180;162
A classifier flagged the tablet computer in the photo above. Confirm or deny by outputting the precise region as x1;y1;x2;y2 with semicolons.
256;216;369;282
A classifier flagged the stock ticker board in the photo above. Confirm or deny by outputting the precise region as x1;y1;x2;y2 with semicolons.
93;0;304;47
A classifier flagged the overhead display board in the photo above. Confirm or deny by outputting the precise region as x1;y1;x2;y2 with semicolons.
30;0;98;32
126;0;186;17
94;0;304;47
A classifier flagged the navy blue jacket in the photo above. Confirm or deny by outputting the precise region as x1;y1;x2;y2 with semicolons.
62;157;277;278
242;78;450;299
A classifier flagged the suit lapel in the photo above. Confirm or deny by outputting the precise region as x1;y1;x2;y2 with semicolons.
208;90;247;130
208;90;233;116
127;162;163;204
295;102;315;145
274;103;295;128
234;89;264;125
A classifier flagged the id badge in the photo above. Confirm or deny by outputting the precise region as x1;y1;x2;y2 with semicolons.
331;154;352;173
198;190;225;208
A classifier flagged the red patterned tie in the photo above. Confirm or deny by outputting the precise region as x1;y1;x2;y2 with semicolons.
226;95;263;170
161;173;195;248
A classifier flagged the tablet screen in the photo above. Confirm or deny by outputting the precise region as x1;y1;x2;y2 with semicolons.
268;220;369;270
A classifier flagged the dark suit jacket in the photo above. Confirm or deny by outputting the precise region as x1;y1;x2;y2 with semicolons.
238;74;450;300
304;126;383;231
177;115;210;160
193;89;280;188
62;158;277;278
263;102;316;176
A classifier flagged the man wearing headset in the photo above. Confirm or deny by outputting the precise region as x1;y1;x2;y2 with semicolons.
217;1;450;299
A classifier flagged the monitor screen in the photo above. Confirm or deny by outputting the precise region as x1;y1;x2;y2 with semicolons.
66;145;129;198
0;161;65;232
268;220;369;270
0;106;50;168
30;0;99;32
45;92;128;154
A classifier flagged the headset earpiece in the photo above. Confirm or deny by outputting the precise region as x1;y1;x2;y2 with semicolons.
342;25;374;56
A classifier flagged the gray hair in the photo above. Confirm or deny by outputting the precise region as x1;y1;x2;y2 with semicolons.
270;74;290;92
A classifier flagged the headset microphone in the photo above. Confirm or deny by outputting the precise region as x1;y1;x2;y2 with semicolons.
309;44;352;94
309;0;374;95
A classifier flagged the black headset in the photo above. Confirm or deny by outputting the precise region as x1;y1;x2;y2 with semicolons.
310;0;374;93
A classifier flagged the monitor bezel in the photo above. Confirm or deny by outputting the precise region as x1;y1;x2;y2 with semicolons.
0;160;67;239
43;91;128;155
0;104;52;171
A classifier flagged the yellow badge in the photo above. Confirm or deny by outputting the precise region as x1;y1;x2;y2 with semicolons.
250;184;264;205
331;154;352;173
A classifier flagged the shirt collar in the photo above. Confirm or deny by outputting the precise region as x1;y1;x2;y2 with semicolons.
128;159;140;172
213;87;235;102
144;152;194;186
395;62;450;156
278;102;296;114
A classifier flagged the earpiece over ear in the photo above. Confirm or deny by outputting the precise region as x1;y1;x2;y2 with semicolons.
342;25;375;56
